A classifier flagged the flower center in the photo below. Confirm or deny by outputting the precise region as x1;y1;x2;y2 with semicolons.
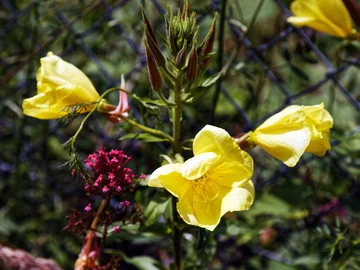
192;174;220;212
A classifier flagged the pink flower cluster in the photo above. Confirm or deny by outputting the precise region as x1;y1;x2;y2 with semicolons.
84;147;135;198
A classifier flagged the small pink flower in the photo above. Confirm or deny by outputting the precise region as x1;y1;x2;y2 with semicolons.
113;226;120;233
102;186;110;193
84;203;92;212
139;174;147;180
108;173;115;180
121;200;130;207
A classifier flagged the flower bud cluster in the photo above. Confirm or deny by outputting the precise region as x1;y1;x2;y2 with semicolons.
142;1;217;95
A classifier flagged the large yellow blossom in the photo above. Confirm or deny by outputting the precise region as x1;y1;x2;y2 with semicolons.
22;52;100;119
287;0;355;38
250;103;333;167
148;125;254;231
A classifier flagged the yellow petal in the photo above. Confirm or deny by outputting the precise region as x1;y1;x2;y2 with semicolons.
251;127;311;167
37;52;99;101
220;180;255;215
289;0;353;38
287;16;316;27
176;186;199;228
303;103;333;130
255;105;304;133
22;85;96;119
193;125;240;158
148;163;183;189
189;180;255;231
306;130;331;156
182;152;220;180
161;174;191;199
209;159;252;188
22;93;68;119
318;0;352;36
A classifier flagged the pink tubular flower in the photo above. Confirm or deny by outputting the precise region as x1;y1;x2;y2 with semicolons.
84;147;135;198
105;75;130;123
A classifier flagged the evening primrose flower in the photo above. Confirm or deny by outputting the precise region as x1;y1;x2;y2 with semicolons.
22;52;100;119
287;0;356;38
303;103;333;156
148;125;254;231
249;103;333;167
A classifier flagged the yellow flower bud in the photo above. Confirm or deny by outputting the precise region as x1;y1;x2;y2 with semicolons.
250;103;333;167
22;52;100;119
287;0;356;38
148;125;254;231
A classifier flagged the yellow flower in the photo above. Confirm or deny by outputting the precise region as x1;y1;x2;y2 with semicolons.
148;125;254;231
22;52;100;119
303;103;333;156
287;0;355;38
250;103;333;167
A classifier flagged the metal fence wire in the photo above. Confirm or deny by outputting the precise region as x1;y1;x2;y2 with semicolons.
1;0;360;267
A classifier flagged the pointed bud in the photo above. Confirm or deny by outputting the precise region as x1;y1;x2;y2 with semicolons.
141;7;158;45
343;0;360;28
145;25;166;68
168;26;178;56
175;40;187;68
145;42;162;92
187;46;198;82
198;14;217;69
181;0;189;19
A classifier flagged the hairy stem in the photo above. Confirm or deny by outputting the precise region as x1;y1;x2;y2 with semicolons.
85;197;109;264
172;72;183;269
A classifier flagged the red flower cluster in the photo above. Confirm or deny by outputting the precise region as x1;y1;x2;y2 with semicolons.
84;147;135;198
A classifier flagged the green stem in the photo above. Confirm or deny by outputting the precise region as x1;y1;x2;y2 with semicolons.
210;0;227;122
68;87;120;152
171;73;183;269
117;114;174;144
68;87;173;152
173;76;182;154
157;90;176;107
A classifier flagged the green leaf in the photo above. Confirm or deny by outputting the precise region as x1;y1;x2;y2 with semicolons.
201;72;221;88
119;133;167;142
185;87;210;103
0;215;17;236
123;255;164;270
144;190;172;226
292;256;321;266
107;251;165;270
132;94;168;109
